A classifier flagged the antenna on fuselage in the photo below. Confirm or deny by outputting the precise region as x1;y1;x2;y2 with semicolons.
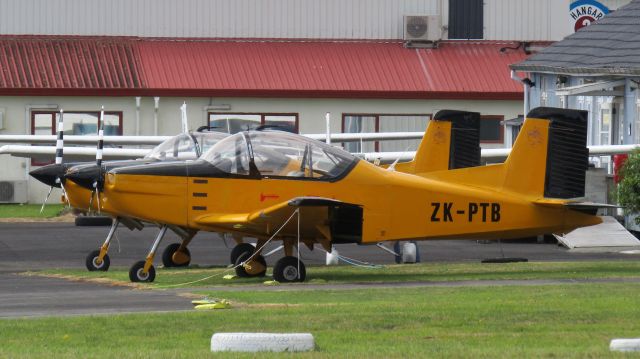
180;102;189;134
386;145;415;172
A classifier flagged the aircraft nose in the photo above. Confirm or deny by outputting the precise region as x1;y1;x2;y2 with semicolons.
29;164;66;187
65;164;101;190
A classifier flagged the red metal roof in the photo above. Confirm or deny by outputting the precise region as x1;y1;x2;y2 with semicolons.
417;42;529;99
0;36;143;95
0;36;532;100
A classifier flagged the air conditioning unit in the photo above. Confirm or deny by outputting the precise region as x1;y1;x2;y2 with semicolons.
0;181;27;203
403;15;442;44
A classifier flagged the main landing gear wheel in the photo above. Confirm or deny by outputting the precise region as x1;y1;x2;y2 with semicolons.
161;243;191;267
85;249;110;271
234;251;267;278
230;243;254;265
129;260;156;283
273;256;306;283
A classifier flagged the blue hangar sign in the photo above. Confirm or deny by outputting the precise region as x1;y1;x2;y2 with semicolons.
570;0;610;32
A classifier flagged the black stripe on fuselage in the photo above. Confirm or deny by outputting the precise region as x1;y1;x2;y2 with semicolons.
108;158;360;182
108;160;253;179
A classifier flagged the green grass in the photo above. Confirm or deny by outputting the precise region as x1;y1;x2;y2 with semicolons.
2;283;640;358
0;204;65;218
34;260;640;288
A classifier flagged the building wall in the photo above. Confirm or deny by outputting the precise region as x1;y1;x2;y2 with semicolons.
0;95;522;202
0;0;621;41
484;0;571;41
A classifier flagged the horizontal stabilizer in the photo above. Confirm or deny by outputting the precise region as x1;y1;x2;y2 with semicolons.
565;202;620;210
533;199;619;209
554;216;640;250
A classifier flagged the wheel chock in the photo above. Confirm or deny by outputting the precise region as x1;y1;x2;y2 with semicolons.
192;298;231;310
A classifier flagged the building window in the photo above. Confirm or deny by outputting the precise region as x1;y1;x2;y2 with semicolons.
448;0;483;39
342;114;431;152
208;113;298;134
480;115;504;144
31;110;123;165
600;107;611;145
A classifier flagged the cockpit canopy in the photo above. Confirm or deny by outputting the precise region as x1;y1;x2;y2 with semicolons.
201;131;358;180
145;132;229;161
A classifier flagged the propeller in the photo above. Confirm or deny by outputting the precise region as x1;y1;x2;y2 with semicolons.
89;107;105;214
39;109;70;213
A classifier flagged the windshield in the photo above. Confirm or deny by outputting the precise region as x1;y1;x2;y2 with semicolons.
145;132;228;161
200;133;251;175
192;132;229;153
201;131;358;180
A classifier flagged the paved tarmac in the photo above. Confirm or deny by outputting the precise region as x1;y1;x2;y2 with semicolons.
0;222;638;318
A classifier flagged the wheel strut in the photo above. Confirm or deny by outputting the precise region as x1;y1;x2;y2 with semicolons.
95;217;120;265
143;225;168;274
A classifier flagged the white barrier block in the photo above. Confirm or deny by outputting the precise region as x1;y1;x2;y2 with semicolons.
326;248;340;266
402;242;417;263
611;339;640;352
211;333;315;352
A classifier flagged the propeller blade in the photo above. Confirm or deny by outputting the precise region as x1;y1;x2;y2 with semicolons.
41;109;65;214
59;181;70;208
40;186;54;214
96;106;104;167
90;106;105;213
96;189;101;214
55;109;64;165
88;188;95;212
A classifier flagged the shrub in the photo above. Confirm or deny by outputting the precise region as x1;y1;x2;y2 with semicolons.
617;149;640;224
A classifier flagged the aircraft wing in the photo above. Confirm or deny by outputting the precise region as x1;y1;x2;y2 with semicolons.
361;144;640;164
0;132;425;145
0;145;151;161
0;134;170;145
194;197;361;249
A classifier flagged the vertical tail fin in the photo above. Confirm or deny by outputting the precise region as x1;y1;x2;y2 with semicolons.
396;110;481;174
503;107;589;198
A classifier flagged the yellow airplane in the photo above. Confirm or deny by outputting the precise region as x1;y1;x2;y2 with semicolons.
63;107;603;283
59;110;483;279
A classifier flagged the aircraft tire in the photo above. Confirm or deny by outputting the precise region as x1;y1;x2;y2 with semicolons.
85;249;110;271
234;252;267;278
129;260;156;283
229;243;254;264
273;256;306;283
161;243;191;267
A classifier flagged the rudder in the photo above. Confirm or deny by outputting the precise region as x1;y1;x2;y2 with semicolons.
503;107;589;199
396;110;481;174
